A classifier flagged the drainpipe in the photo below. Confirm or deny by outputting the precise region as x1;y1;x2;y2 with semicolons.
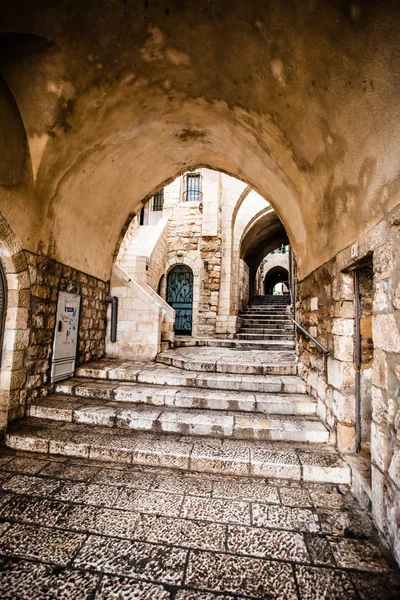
289;247;296;321
354;270;362;453
106;296;118;342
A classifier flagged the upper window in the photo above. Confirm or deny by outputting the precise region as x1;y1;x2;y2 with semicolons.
152;189;164;211
183;172;202;202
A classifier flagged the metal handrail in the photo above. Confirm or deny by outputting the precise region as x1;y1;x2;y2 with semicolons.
292;319;330;355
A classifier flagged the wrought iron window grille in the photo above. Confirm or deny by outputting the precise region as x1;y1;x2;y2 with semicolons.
182;172;202;202
152;189;164;211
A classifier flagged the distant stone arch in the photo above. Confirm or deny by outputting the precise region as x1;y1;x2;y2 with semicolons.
264;266;289;295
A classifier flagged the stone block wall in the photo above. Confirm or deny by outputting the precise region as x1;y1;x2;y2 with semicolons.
147;219;168;290
106;266;163;360
369;211;400;563
22;253;108;418
238;260;249;311
296;203;400;564
198;237;222;336
115;215;139;264
0;244;109;430
166;202;222;337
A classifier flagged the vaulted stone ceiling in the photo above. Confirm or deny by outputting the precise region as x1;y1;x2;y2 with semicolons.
0;0;399;280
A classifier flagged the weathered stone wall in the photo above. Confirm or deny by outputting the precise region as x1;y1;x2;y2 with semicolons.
147;219;168;291
106;266;166;360
296;203;400;564
166;201;222;337
199;237;222;336
369;211;400;564
115;215;139;264
22;253;108;417
238;260;249;311
2;251;108;425
296;261;355;452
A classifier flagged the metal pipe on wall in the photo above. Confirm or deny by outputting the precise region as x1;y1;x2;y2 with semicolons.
106;296;118;343
354;270;362;453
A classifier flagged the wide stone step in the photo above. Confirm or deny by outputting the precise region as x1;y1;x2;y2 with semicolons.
239;315;293;320
28;397;327;442
49;381;316;415
240;309;292;314
248;305;291;309
75;361;306;393
5;419;350;483
241;323;294;330
235;334;295;345
239;320;293;326
239;314;293;319
238;329;294;337
155;348;296;374
173;337;293;351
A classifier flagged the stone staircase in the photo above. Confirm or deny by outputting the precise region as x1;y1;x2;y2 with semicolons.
236;294;295;350
5;352;350;485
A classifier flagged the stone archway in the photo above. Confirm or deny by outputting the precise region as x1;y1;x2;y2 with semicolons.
0;213;31;433
264;266;289;295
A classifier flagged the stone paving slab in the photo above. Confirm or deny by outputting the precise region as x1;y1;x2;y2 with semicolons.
0;447;398;598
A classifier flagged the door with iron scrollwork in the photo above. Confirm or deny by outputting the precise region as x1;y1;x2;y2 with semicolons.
167;265;193;335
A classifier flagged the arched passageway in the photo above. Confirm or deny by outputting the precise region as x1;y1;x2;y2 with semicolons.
0;0;400;573
264;267;289;295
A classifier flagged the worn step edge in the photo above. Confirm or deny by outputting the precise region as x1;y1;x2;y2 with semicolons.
29;396;328;443
52;382;316;413
28;397;325;442
5;420;351;483
154;355;297;375
74;368;306;393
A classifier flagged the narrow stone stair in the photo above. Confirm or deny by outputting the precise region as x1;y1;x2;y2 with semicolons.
5;356;350;485
237;295;295;348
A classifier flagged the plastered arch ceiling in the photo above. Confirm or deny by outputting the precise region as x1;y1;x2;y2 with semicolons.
0;0;399;281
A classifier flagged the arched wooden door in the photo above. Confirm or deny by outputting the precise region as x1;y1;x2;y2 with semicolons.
167;265;193;335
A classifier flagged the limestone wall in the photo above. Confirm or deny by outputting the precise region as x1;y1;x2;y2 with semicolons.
165;192;222;337
106;266;171;360
238;260;250;311
147;219;169;290
296;203;400;564
0;245;108;433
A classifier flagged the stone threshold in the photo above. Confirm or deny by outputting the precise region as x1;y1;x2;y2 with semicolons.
5;419;350;484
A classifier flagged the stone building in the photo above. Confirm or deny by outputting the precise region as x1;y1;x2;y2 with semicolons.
0;1;400;596
110;168;282;358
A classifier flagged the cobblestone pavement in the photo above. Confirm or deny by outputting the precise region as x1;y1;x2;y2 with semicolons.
0;447;399;599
